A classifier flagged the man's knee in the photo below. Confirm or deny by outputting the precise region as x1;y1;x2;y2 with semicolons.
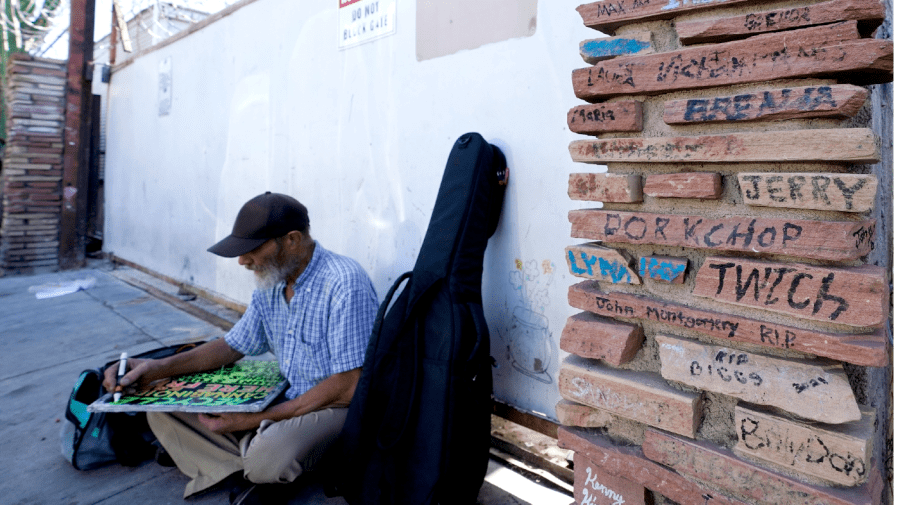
241;409;347;484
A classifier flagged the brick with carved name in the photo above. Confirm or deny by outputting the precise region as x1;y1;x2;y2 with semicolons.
738;172;877;212
693;257;888;327
558;427;750;505
573;22;891;100
574;453;647;505
656;334;860;423
676;0;886;44
559;355;701;437
565;243;641;285
568;281;889;367
569;129;880;164
735;403;874;486
643;429;884;505
569;209;876;261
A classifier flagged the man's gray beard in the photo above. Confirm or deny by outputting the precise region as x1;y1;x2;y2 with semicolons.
254;255;301;290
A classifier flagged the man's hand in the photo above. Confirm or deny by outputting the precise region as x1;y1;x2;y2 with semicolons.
102;358;158;393
101;339;245;394
198;412;262;434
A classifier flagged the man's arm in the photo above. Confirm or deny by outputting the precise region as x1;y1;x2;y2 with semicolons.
102;338;244;392
198;367;361;434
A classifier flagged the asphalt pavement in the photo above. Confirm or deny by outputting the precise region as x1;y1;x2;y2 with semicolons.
0;264;572;505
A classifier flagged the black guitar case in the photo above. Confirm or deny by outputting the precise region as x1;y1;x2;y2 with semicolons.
330;132;508;504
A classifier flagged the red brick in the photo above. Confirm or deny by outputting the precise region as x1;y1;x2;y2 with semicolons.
569;128;880;164
638;256;688;284
676;0;886;44
569;173;642;203
693;257;888;328
574;453;647;505
576;0;754;33
26;157;61;164
556;400;615;428
28;194;61;201
642;429;883;505
573;23;891;100
735;404;874;486
569;209;875;261
579;32;654;64
559;356;701;438
664;85;868;124
656;334;861;424
558;427;749;505
568;101;643;134
738;172;877;212
567;281;889;367
560;312;643;365
565;243;640;285
643;173;722;199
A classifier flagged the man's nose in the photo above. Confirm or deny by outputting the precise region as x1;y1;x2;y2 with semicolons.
238;254;251;266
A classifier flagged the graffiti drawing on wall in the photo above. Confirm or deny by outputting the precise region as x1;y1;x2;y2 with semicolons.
500;259;556;384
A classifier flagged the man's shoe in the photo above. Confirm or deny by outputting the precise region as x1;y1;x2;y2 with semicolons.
154;447;175;467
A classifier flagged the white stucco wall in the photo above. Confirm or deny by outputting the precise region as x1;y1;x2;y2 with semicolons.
103;0;598;418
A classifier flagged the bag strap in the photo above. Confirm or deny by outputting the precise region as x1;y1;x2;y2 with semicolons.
368;271;412;351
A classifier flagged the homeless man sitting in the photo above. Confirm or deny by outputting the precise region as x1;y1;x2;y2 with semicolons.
103;192;378;499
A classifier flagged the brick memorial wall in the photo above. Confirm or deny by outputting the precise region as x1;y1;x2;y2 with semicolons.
557;1;892;504
0;54;66;272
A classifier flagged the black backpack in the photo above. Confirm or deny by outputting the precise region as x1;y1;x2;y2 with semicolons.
61;341;204;470
331;133;508;504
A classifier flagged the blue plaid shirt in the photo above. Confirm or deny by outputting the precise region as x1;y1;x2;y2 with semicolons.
224;242;378;399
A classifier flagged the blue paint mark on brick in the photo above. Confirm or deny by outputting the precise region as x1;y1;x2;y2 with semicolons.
640;257;687;282
568;249;632;284
581;38;651;60
598;257;631;284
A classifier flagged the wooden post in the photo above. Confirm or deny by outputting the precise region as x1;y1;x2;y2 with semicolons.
60;0;96;269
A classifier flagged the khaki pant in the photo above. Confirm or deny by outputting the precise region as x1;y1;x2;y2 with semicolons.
147;408;348;497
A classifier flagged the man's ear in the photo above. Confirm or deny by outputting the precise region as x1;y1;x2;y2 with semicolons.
285;230;305;249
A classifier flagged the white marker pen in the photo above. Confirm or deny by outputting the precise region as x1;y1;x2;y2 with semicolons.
113;352;128;402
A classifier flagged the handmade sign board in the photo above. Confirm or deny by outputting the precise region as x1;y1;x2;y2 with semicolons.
675;0;886;44
738;172;877;212
656;335;861;424
663;85;869;124
572;22;892;101
568;281;889;367
568;128;880;164
89;361;287;413
569;209;876;261
693;257;888;328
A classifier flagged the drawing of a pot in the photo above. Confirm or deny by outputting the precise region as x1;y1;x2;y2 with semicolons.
509;306;553;384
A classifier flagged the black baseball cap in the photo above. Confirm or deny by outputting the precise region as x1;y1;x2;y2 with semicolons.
207;192;310;257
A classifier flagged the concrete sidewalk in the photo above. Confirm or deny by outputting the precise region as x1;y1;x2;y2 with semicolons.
0;265;572;505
